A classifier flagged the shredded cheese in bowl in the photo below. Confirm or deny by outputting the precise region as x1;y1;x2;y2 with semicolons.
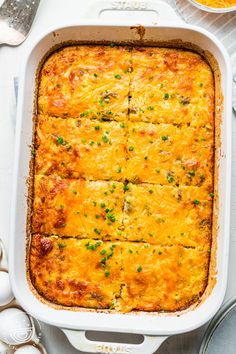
189;0;236;11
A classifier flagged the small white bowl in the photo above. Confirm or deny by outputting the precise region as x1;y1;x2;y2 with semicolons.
188;0;236;13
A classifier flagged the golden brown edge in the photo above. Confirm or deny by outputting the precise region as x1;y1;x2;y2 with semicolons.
25;37;222;315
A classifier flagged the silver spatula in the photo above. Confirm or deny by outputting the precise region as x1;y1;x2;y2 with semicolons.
0;0;40;46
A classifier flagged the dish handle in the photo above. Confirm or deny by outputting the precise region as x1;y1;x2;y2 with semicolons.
86;0;183;24
62;329;167;354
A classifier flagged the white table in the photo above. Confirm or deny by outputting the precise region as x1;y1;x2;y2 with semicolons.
0;0;235;353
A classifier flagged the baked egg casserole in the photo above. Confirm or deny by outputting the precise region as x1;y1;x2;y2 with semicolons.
29;45;215;312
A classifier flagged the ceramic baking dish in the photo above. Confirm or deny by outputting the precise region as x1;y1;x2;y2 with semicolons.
9;1;232;353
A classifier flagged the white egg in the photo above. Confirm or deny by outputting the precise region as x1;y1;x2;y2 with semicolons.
0;308;33;345
14;345;41;354
0;271;14;306
0;339;8;354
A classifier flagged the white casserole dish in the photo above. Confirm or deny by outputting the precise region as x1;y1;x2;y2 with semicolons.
9;1;232;353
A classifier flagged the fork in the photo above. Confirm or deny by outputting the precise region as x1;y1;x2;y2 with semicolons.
0;0;40;46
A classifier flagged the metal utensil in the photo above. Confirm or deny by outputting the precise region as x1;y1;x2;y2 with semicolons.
0;0;40;46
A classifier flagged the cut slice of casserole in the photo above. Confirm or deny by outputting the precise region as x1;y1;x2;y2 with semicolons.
123;183;213;247
126;121;213;187
119;242;210;312
129;48;214;127
35;115;127;181
30;235;122;308
32;176;125;240
38;45;131;121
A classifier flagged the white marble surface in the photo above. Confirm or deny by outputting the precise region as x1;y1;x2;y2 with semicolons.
0;0;235;353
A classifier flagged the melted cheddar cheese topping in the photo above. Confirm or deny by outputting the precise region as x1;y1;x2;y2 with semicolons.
30;235;122;308
30;235;209;311
119;243;210;312
30;45;215;312
32;176;125;239
124;184;212;247
38;46;131;121
35;115;127;180
129;48;214;127
193;0;236;8
126;122;213;186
